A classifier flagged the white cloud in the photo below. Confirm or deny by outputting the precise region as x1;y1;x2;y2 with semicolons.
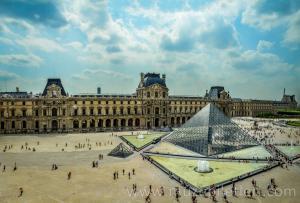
257;40;273;52
0;37;14;45
283;11;300;47
0;70;19;81
0;54;43;68
65;41;83;49
16;37;65;52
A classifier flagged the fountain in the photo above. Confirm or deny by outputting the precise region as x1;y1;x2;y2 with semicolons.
194;160;213;173
137;133;144;139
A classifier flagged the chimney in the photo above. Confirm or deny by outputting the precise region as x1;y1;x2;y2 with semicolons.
16;87;19;92
97;87;101;95
140;72;144;83
162;74;166;81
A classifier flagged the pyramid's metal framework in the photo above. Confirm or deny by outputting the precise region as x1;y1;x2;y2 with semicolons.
165;103;258;156
108;143;133;158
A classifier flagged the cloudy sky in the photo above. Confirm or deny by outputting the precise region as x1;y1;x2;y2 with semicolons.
0;0;299;101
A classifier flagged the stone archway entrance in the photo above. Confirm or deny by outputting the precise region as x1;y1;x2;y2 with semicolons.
155;118;160;127
52;120;58;131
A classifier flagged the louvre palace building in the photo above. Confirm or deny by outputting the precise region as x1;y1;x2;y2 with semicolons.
0;72;297;134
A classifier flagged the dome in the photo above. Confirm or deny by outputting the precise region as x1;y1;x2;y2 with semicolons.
143;73;166;87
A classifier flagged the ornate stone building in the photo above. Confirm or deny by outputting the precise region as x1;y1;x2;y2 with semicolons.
0;72;297;134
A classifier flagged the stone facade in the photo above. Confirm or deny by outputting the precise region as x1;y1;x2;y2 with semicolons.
0;73;297;134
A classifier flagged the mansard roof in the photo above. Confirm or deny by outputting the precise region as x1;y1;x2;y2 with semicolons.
143;73;166;88
42;78;67;96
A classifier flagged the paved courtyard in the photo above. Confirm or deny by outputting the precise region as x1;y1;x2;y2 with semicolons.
1;121;300;203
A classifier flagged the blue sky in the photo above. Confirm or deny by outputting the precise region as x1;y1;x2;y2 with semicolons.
0;0;299;101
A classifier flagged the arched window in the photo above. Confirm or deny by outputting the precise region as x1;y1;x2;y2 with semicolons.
121;119;126;127
135;118;140;127
98;119;103;127
82;120;87;128
128;118;133;127
52;108;57;116
113;119;118;127
155;92;158;98
90;119;95;128
106;119;111;127
73;120;79;128
155;107;159;115
22;121;27;129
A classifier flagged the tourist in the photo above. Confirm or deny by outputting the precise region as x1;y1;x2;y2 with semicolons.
149;185;152;193
18;187;23;197
145;193;151;203
68;171;72;180
132;168;135;175
2;165;6;172
123;169;125;175
128;172;131;180
160;186;164;196
13;162;17;171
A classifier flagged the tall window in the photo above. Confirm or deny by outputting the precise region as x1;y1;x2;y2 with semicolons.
22;110;26;117
155;92;158;98
147;92;150;97
35;109;39;116
90;108;94;115
52;108;57;116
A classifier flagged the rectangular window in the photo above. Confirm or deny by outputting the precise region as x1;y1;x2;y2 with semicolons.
35;109;39;116
11;109;15;117
105;108;109;115
63;109;66;116
43;109;47;116
74;109;78;116
22;110;26;117
90;108;94;115
12;121;15;129
82;108;86;116
98;108;101;115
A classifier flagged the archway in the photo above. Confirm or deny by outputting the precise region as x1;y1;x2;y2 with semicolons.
52;108;57;116
106;119;111;128
155;118;159;127
128;118;133;127
121;119;126;127
176;117;181;125
52;120;58;131
98;119;103;128
135;118;140;127
22;121;27;129
82;120;87;128
73;120;79;128
182;117;186;124
90;119;95;128
113;119;118;128
171;117;175;127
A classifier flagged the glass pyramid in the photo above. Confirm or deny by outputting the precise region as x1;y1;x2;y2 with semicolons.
165;103;258;156
108;143;133;158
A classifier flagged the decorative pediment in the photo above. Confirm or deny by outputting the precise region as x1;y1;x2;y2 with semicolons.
46;84;62;98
